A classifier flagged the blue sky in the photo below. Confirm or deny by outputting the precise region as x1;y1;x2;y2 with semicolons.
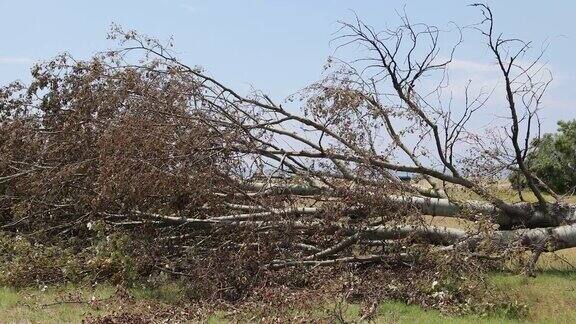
1;1;575;132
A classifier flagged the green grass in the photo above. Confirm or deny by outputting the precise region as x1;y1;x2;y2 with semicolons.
297;301;517;324
0;283;197;323
1;273;576;323
302;272;576;323
374;302;516;324
490;272;576;323
0;285;114;323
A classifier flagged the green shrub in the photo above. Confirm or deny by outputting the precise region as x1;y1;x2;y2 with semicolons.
0;230;142;287
510;119;576;194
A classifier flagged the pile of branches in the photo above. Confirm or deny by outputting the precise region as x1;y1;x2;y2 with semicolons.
0;4;574;311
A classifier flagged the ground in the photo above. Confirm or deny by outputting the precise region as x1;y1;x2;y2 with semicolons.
1;272;576;323
1;188;575;323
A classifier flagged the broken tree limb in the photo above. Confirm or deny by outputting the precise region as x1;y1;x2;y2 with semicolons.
241;183;576;228
385;196;575;228
267;254;394;269
359;223;576;253
304;233;362;260
269;223;576;269
360;225;467;246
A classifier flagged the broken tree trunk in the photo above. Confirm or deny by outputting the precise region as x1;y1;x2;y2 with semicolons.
242;182;576;229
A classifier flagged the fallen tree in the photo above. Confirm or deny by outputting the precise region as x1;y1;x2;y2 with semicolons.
0;4;573;309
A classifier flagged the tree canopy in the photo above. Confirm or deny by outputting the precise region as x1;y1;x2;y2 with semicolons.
511;120;576;195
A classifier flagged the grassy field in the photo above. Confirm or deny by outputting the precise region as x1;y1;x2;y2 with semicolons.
1;272;576;323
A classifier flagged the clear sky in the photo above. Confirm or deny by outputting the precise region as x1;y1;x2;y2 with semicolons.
1;1;575;132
